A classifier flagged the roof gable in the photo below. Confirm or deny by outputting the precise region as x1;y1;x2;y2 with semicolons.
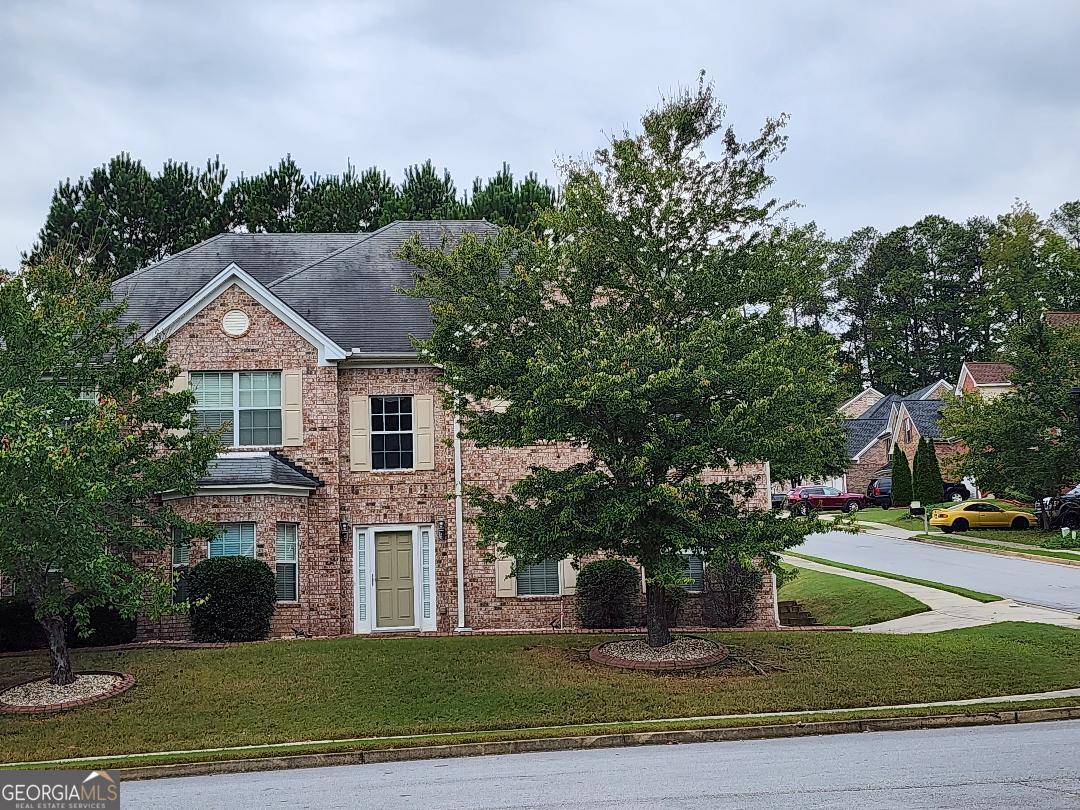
144;263;346;365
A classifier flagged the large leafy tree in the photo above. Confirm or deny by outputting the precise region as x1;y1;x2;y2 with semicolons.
941;319;1080;501
31;153;228;280
403;79;846;647
0;254;219;683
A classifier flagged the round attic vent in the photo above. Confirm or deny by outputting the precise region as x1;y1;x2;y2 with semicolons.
222;309;250;336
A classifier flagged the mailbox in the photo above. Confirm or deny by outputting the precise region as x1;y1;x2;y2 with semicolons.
909;501;925;517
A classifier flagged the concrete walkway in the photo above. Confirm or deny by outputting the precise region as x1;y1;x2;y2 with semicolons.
782;555;1080;634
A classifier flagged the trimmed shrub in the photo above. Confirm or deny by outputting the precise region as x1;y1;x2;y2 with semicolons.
188;557;276;642
575;560;642;629
914;438;945;505
890;445;913;507
66;597;137;648
702;559;764;628
0;599;45;652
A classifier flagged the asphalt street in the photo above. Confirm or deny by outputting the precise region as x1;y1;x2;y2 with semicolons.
122;720;1080;809
799;529;1080;612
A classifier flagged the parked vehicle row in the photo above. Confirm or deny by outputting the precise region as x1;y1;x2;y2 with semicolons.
864;474;971;510
786;486;866;515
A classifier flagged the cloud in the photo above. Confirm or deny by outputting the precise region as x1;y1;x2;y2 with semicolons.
3;0;1080;269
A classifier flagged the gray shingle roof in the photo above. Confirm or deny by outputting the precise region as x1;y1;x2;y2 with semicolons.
907;380;948;400
112;232;368;338
860;394;900;420
903;399;944;439
198;452;322;489
109;221;499;356
269;220;499;353
844;417;888;458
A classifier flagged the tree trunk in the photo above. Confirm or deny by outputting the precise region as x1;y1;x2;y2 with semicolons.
644;581;673;648
39;614;75;686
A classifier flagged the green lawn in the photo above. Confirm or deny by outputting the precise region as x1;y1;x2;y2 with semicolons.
778;566;928;626
2;623;1078;766
786;552;1001;602
855;507;929;530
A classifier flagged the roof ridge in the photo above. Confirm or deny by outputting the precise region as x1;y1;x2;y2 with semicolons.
266;224;396;289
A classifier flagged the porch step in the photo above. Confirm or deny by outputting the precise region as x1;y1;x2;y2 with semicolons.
778;599;818;627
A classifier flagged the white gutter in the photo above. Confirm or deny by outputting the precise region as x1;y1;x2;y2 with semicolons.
453;410;470;632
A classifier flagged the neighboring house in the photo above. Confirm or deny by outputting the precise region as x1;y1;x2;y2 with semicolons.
955;362;1015;399
1045;311;1080;327
108;221;775;640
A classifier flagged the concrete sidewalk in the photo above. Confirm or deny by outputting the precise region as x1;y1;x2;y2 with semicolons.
782;555;1080;633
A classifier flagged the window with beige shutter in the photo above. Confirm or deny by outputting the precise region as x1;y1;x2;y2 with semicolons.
282;369;303;446
349;395;371;472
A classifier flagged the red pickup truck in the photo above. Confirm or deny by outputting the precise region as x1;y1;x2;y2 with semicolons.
786;485;867;515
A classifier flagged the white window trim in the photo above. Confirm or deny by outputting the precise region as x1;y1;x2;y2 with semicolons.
192;370;283;449
369;395;416;472
352;524;436;633
275;522;300;603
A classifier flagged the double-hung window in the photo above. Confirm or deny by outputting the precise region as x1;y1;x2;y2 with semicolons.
209;522;256;558
370;395;413;470
275;523;299;602
171;529;190;603
191;371;282;447
516;559;560;596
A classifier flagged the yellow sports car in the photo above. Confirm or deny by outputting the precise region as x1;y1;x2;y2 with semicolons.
929;502;1032;533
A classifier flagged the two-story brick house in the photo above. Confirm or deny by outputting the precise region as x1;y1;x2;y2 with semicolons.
111;221;777;639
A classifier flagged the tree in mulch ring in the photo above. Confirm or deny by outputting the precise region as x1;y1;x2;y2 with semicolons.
589;636;727;671
188;557;276;642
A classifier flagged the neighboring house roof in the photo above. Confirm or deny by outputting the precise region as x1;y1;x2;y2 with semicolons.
1045;311;1080;327
837;386;883;417
844;417;889;458
961;361;1014;386
109;221;500;357
860;394;901;420
907;379;951;400
197;452;323;489
901;399;945;439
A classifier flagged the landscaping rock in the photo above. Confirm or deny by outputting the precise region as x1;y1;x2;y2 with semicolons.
0;673;125;709
590;636;728;670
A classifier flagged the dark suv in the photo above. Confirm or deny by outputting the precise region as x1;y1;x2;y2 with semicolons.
865;473;971;508
1035;484;1080;530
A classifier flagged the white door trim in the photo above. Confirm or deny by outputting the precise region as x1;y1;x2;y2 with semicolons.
353;523;436;634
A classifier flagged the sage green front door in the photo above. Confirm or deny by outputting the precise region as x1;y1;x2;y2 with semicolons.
375;530;414;628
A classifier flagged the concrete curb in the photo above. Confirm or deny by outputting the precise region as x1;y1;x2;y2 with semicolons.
111;705;1080;781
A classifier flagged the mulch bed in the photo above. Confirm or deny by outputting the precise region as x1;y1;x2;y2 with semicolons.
589;636;729;670
0;670;135;714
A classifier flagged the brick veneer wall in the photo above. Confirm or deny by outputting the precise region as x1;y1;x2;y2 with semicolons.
840;388;884;418
846;435;889;497
145;283;778;638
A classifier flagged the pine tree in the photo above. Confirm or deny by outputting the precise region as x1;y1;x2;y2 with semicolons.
890;445;913;507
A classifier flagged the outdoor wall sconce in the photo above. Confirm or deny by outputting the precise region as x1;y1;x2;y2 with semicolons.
340;512;350;544
437;520;447;543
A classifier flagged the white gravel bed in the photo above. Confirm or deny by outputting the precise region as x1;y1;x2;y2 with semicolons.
0;673;123;707
600;636;721;662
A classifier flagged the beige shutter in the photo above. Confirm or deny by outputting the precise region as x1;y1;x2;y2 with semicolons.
414;394;435;471
559;559;578;595
349;395;371;472
495;555;517;597
169;371;189;437
282;369;304;446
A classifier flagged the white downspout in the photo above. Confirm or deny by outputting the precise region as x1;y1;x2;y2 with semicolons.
453;411;470;631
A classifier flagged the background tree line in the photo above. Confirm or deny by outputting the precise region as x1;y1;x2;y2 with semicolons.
27;152;1080;396
29;154;557;280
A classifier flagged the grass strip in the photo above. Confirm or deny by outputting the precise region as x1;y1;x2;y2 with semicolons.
778;566;929;626
914;535;1080;564
786;552;1001;602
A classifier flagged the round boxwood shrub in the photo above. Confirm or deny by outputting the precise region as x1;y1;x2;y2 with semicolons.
188;557;276;642
575;559;642;629
702;558;763;628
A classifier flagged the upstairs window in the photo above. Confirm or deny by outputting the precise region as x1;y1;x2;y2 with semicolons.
191;371;282;447
370;395;414;470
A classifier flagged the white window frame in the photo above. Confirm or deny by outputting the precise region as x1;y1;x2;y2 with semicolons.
369;395;415;472
352;524;436;633
191;371;283;448
208;522;257;558
514;559;561;597
275;522;299;603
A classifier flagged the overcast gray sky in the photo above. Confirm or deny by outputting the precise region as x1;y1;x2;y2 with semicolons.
3;0;1080;271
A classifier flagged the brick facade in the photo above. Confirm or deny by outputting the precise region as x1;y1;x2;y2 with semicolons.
846;435;889;497
839;388;883;418
144;284;778;639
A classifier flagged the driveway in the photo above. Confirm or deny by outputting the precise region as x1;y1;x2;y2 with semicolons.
123;721;1080;809
800;529;1080;612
